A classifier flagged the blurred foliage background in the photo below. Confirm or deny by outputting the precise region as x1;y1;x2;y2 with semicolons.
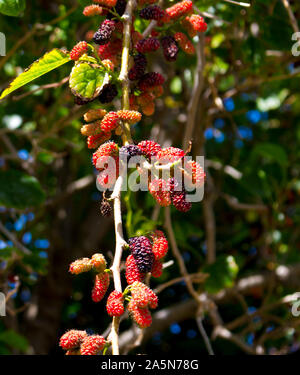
0;0;300;355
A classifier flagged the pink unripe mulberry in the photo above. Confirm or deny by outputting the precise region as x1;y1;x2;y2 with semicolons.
69;258;93;275
149;178;171;207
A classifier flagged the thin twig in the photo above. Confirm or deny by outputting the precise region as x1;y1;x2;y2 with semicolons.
281;0;299;33
0;221;31;255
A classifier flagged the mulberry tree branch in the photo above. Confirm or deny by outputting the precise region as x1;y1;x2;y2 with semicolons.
108;0;137;355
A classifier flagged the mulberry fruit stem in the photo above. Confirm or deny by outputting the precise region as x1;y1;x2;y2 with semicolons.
109;0;137;355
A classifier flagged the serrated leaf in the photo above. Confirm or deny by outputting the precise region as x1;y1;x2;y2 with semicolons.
0;49;71;100
69;62;109;100
0;170;46;209
0;0;25;17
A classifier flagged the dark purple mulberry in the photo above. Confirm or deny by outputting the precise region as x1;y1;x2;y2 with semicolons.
119;145;143;161
128;236;154;274
107;0;126;19
140;5;166;20
74;96;94;105
98;83;118;103
138;72;165;92
100;199;112;217
136;37;160;54
128;54;147;81
93;20;116;45
161;36;179;62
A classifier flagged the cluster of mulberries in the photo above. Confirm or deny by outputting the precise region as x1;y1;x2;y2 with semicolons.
69;253;107;275
60;330;106;355
125;230;168;284
127;281;158;328
128;53;147;81
69;253;110;303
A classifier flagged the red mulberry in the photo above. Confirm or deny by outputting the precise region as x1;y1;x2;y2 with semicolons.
136;37;160;54
150;230;168;260
127;299;152;328
70;41;88;61
106;291;124;317
59;330;88;350
87;131;111;149
125;254;145;285
92;141;119;170
149;178;172;207
91;272;110;302
151;259;163;278
80;335;106;355
100;112;120;132
174;32;195;54
166;0;193;20
93;0;117;7
184;160;205;188
131;281;158;309
137;140;161;160
157;147;185;164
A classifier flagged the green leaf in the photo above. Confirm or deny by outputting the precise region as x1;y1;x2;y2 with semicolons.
0;170;46;209
251;142;288;167
69;62;109;100
0;330;28;352
0;49;71;100
0;0;25;17
203;255;239;294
